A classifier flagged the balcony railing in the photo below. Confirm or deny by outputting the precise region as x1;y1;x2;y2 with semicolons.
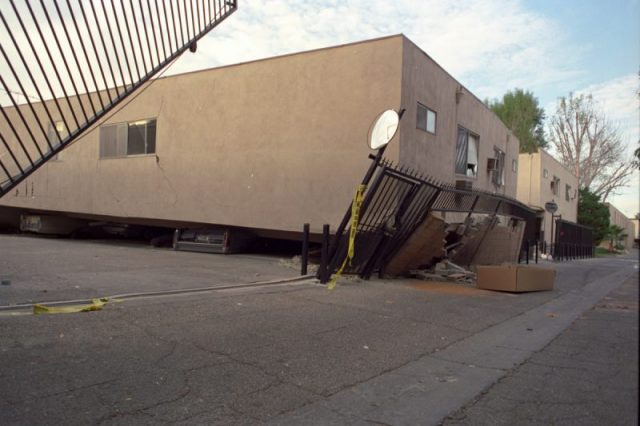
0;0;237;197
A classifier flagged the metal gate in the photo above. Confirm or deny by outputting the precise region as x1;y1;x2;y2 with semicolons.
0;0;237;197
321;159;538;282
325;161;441;280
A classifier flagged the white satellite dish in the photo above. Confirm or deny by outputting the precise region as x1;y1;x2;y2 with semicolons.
368;109;400;150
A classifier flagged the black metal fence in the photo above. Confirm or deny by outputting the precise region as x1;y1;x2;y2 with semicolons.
0;0;237;197
519;219;595;263
320;159;538;281
552;219;594;260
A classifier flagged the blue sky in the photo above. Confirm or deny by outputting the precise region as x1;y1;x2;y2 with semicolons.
168;0;639;215
527;0;638;102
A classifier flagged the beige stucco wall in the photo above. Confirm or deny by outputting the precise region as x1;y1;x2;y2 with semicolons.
398;38;518;197
516;150;578;245
1;36;404;235
631;218;639;240
602;204;635;250
1;34;523;237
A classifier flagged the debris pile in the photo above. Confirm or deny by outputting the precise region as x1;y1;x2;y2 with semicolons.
409;259;476;284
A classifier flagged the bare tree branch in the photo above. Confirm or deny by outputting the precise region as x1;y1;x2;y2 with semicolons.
549;93;634;201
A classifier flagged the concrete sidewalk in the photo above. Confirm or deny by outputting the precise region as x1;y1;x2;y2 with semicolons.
272;260;638;425
443;273;638;425
0;243;637;425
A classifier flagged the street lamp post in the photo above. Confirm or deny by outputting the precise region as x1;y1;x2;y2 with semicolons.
545;200;559;258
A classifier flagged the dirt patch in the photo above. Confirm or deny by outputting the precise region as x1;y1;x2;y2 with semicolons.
400;279;510;297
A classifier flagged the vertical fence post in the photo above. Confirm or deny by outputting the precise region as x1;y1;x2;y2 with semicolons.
535;241;539;264
301;223;309;276
172;228;180;250
525;241;530;264
319;224;330;284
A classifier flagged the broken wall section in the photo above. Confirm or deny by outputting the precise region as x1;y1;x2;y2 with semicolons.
384;214;446;276
384;213;525;276
449;216;525;266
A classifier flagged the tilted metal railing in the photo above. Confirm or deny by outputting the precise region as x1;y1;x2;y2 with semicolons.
320;159;539;281
0;0;237;197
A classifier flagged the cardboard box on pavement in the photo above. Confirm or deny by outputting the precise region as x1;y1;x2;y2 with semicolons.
476;264;555;292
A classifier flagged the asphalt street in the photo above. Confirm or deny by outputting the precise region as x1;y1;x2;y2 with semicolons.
0;235;300;307
443;273;638;425
0;236;637;425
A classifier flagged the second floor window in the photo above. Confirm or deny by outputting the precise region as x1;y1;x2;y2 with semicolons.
456;126;478;177
47;120;67;161
492;147;506;187
100;118;156;159
550;176;560;195
417;102;436;134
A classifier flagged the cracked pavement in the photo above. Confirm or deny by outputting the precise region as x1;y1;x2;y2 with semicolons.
0;236;637;425
443;271;638;426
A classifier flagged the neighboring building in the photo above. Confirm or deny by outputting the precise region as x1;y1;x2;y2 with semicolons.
0;34;520;239
631;217;640;247
600;204;635;250
516;149;579;246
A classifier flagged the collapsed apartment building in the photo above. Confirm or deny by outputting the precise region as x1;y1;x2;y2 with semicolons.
1;34;568;270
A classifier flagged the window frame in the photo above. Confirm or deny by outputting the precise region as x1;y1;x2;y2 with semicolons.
492;147;506;187
416;102;437;134
550;175;560;195
511;158;517;172
455;126;479;178
47;120;66;161
99;118;157;159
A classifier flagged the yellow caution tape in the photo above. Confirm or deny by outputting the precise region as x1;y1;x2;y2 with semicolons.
328;184;366;290
33;298;111;315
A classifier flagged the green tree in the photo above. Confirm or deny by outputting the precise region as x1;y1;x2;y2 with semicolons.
603;225;628;252
577;187;610;244
489;89;547;153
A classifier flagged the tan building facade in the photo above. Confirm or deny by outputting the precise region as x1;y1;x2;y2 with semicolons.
632;218;640;240
0;35;520;238
601;204;635;250
516;150;579;245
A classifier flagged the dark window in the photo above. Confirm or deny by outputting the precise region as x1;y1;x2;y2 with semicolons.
550;176;560;195
417;102;436;134
456;126;478;177
492;147;506;187
565;184;572;201
47;121;66;160
100;119;156;158
127;122;147;155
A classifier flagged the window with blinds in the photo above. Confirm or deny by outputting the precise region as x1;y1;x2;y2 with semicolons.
99;119;156;158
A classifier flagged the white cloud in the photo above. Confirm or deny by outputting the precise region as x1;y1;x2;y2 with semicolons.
608;175;639;218
168;0;578;101
580;74;639;146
